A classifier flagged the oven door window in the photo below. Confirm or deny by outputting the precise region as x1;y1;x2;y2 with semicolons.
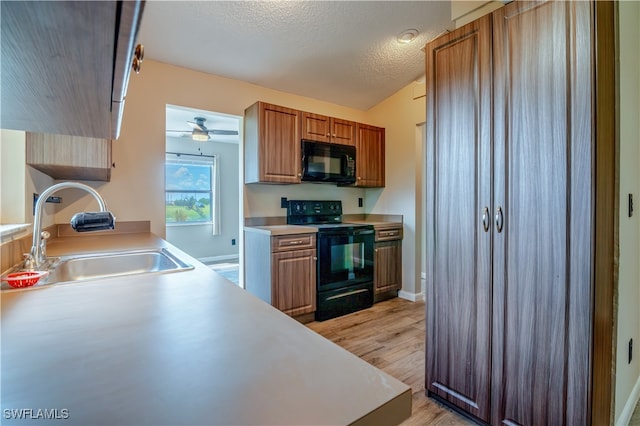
317;231;374;291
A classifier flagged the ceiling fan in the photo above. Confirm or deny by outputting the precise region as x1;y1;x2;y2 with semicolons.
166;117;239;141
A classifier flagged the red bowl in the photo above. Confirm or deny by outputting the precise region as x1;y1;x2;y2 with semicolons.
4;271;49;288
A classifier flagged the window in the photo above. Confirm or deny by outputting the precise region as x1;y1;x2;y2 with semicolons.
165;154;218;231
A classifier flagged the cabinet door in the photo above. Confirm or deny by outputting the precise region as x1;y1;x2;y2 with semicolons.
424;14;493;422
244;102;301;184
491;2;593;425
374;240;401;293
301;113;356;145
329;118;356;146
272;249;316;317
301;112;331;143
355;123;385;187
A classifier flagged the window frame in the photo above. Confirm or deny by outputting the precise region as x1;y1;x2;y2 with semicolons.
165;153;217;229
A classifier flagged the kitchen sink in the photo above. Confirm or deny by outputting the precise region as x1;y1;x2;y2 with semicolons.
42;248;194;286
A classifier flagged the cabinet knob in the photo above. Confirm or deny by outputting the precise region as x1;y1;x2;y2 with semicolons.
297;173;302;177
132;56;142;74
326;133;331;137
135;44;144;62
313;256;317;261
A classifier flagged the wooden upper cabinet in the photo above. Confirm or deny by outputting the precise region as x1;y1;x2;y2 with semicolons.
244;102;302;184
355;123;385;187
0;1;144;140
26;133;112;181
244;101;385;186
301;112;356;146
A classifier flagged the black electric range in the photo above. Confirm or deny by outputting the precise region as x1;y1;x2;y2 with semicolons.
287;200;374;321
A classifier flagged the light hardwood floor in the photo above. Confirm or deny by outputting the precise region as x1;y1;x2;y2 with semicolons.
307;297;473;425
630;400;640;426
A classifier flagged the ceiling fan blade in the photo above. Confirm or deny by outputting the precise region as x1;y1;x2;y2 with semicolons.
206;129;239;135
186;120;205;131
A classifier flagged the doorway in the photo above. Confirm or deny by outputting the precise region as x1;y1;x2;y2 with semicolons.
165;104;241;285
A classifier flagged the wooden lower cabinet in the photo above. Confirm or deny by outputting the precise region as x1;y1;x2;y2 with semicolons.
272;249;316;316
373;226;403;296
244;230;316;320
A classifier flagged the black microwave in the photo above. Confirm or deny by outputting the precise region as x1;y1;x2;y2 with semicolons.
301;140;356;184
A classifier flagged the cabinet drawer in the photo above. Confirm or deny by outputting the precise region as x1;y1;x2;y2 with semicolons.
272;234;316;252
375;227;403;242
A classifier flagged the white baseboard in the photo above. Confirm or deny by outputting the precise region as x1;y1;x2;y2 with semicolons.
617;375;640;426
198;254;239;265
398;290;424;302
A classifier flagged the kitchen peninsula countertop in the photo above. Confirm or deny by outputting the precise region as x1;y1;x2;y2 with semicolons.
1;232;411;425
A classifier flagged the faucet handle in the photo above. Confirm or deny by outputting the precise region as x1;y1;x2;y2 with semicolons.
39;231;50;259
22;254;36;270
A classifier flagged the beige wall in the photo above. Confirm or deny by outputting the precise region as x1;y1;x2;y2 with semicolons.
1;130;26;223
54;60;371;237
0;129;56;229
367;80;426;297
616;0;640;422
6;59;420;297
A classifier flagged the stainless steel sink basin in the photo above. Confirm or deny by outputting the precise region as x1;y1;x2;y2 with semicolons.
44;248;194;285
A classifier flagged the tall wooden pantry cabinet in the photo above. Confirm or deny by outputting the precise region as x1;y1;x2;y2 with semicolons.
424;1;616;425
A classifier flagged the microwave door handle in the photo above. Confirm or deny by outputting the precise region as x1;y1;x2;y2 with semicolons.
301;154;306;177
341;154;348;175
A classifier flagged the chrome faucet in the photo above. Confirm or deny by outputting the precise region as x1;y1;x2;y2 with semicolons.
25;182;115;270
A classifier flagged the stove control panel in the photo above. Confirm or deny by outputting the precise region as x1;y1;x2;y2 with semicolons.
287;200;342;224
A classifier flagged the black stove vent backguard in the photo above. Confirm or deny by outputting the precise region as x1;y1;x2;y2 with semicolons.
286;200;343;225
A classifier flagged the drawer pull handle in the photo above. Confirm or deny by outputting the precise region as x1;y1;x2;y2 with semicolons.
380;230;399;237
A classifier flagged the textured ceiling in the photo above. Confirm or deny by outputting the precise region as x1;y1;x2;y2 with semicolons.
137;1;452;111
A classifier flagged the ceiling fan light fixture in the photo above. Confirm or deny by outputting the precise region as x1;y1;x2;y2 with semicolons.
191;129;209;141
397;29;419;44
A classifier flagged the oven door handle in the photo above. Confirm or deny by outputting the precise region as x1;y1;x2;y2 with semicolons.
325;288;369;301
352;229;374;236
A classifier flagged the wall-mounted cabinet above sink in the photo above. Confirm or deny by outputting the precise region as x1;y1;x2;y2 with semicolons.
26;133;113;182
0;1;145;140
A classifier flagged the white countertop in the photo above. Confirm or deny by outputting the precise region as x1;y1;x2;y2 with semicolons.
244;224;318;235
1;233;411;425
